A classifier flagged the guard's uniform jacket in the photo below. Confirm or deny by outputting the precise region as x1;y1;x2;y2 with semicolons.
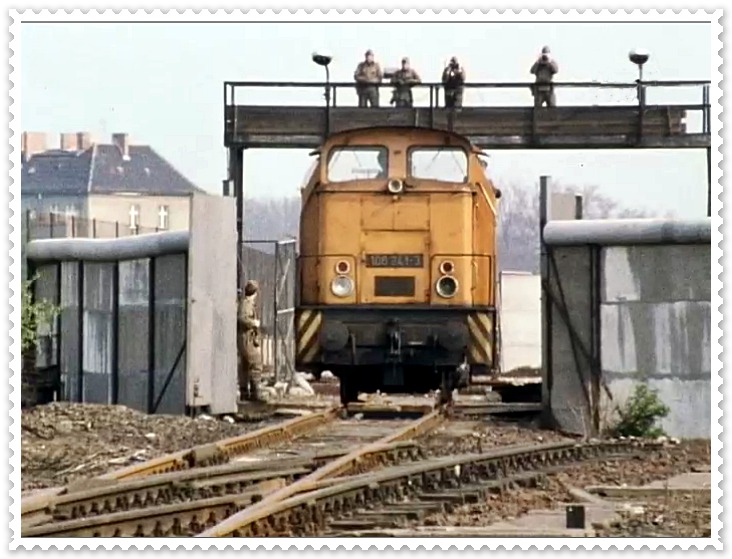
530;57;559;108
442;65;466;108
354;61;384;107
391;68;422;108
237;293;262;401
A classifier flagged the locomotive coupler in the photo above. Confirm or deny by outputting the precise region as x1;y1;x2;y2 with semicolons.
386;320;402;359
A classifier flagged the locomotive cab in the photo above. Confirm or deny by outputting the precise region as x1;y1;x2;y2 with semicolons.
296;126;499;405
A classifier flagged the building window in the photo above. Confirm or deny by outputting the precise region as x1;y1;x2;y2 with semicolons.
129;204;140;234
157;205;169;230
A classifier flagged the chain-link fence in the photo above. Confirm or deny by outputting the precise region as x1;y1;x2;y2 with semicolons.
240;240;296;383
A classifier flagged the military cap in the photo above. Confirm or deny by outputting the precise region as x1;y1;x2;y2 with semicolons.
402;56;410;63
542;46;551;54
365;49;374;56
244;280;259;296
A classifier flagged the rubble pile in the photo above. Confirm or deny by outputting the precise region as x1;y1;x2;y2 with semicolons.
21;402;269;491
594;494;711;537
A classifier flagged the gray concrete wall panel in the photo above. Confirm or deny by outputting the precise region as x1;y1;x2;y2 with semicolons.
82;263;114;404
602;245;711;303
600;377;710;439
59;262;80;401
187;194;237;415
545;247;593;435
546;223;711;439
118;259;151;413
154;254;187;415
601;301;711;379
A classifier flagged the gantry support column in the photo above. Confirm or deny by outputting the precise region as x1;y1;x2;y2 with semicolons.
228;147;245;291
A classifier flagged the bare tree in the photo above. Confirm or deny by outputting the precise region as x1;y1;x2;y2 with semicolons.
241;182;658;275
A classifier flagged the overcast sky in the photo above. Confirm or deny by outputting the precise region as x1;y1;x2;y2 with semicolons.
21;21;712;217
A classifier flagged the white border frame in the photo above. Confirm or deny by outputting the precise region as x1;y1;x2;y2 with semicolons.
7;7;724;551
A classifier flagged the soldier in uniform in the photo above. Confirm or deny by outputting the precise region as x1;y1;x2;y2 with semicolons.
237;280;263;402
530;46;559;108
442;56;466;108
353;49;383;108
390;57;422;108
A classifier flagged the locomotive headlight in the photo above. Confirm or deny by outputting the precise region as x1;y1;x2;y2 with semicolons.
331;275;354;297
387;178;405;194
436;275;458;298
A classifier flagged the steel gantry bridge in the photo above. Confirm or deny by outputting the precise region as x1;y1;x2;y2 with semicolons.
223;79;713;285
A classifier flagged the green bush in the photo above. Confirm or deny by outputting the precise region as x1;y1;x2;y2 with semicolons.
21;276;59;354
610;383;670;438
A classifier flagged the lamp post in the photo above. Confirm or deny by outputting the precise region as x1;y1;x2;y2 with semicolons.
629;48;650;105
312;51;333;135
312;51;333;105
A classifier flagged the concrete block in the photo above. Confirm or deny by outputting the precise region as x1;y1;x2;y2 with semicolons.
602;245;711;303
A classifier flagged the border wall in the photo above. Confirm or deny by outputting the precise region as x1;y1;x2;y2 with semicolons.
26;195;239;415
542;218;711;439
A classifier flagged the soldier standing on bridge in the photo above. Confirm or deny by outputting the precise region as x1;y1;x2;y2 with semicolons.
530;46;559;108
354;49;383;108
442;56;466;108
237;280;263;402
391;57;422;108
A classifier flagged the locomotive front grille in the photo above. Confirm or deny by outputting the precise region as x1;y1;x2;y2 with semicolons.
374;276;415;297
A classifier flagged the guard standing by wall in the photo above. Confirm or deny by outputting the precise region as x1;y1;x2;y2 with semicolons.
530;46;559;108
442;56;466;108
354;49;383;108
391;57;422;108
237;280;263;402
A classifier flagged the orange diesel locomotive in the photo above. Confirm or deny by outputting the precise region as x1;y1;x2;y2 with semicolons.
296;126;500;404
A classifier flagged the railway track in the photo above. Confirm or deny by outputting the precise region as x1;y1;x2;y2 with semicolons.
22;407;444;537
197;439;660;537
23;402;648;539
21;408;338;530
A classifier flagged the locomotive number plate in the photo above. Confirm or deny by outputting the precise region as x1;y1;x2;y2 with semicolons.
366;254;424;268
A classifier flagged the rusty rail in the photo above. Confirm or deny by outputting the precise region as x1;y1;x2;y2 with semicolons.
21;408;338;526
198;409;445;537
101;408;339;480
201;439;656;537
22;441;425;537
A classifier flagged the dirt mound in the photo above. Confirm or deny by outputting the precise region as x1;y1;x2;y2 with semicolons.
21;402;270;491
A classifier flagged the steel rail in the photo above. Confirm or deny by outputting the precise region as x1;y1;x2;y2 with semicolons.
198;408;446;537
21;408;338;526
22;440;419;532
100;408;339;480
23;479;286;538
204;439;652;537
24;439;651;538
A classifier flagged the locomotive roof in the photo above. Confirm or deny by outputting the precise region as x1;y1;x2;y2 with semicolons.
320;126;478;152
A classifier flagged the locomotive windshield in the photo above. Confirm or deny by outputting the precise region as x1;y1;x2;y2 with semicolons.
409;147;468;183
327;146;388;182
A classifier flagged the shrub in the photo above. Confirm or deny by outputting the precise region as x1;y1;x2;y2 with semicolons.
610;383;670;438
21;276;59;354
